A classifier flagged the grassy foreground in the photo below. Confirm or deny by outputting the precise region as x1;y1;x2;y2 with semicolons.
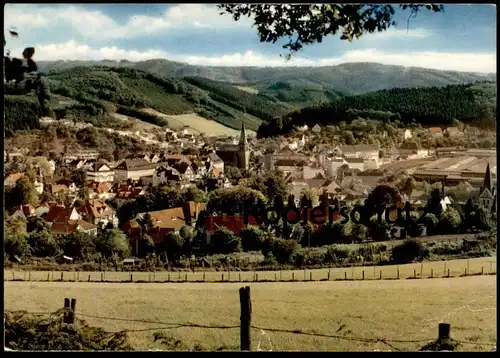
4;276;496;351
5;257;497;283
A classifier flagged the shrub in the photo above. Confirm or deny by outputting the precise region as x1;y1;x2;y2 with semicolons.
210;227;242;255
325;245;351;266
391;239;429;264
5;310;133;351
272;238;301;264
240;225;265;251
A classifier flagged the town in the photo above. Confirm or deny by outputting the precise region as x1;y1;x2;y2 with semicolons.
4;119;497;266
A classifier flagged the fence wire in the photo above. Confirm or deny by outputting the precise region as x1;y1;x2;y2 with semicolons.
4;309;496;351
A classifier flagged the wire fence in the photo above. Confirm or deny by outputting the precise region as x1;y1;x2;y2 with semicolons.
4;289;497;352
4;258;497;284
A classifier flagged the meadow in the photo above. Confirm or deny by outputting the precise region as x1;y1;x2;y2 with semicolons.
4;275;496;352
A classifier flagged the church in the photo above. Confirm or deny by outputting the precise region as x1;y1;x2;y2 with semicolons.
477;163;496;213
215;123;250;170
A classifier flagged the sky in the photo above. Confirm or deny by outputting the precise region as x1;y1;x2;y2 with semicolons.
4;3;497;73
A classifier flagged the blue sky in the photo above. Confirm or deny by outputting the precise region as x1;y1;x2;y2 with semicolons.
4;3;497;72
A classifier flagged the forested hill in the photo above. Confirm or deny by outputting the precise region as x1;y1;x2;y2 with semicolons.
4;66;294;135
257;82;497;138
37;60;496;95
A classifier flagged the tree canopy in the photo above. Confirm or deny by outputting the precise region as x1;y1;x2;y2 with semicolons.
218;4;444;57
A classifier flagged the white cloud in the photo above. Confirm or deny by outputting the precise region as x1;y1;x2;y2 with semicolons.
4;4;252;40
12;41;496;73
366;27;431;40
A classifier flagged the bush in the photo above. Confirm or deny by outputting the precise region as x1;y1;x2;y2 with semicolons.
240;225;265;251
5;310;133;351
264;238;301;264
325;245;351;266
210;227;242;255
391;239;429;264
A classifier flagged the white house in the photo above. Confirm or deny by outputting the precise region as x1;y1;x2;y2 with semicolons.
114;159;157;182
86;162;115;183
324;157;347;178
340;144;380;162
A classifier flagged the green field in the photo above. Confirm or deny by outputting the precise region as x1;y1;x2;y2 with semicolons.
5;257;496;284
4;274;496;351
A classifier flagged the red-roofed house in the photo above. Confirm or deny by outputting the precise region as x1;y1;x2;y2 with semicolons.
77;199;118;227
51;220;98;236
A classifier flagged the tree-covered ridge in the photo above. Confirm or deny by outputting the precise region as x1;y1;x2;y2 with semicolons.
37;60;497;94
183;76;292;121
258;82;496;137
5;66;277;134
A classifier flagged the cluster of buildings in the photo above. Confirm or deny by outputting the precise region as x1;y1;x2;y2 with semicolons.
4;122;497;256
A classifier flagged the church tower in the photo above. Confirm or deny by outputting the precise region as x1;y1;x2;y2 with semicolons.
238;123;250;170
478;163;495;211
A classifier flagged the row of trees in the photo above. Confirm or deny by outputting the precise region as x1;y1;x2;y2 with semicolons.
4;216;130;262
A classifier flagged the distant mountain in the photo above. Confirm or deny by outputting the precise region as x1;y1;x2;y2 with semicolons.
37;60;497;95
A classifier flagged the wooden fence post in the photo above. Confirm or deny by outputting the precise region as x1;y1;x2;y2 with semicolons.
239;286;252;351
222;273;224;282
447;269;450;278
61;272;64;281
328;271;331;281
464;268;467;276
304;269;306;280
310;272;312;281
256;274;259;282
482;266;484;275
431;269;433;278
292;272;295;281
239;273;241;282
51;271;54;281
444;262;447;275
344;272;347;280
47;272;50;281
178;271;181;280
397;266;400;279
379;270;382;280
88;275;91;282
29;271;31;281
362;271;365;280
63;298;70;323
203;272;205;282
280;270;282;281
414;269;416;278
185;273;188;282
438;323;450;340
77;272;79;282
101;273;104;282
70;298;77;324
130;273;133;282
420;263;423;277
275;273;277;281
168;273;171;282
12;271;15;280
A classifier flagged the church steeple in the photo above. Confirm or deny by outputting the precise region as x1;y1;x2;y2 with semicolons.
239;122;248;147
481;163;492;194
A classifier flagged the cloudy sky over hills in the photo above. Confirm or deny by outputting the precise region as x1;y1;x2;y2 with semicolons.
4;3;497;72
